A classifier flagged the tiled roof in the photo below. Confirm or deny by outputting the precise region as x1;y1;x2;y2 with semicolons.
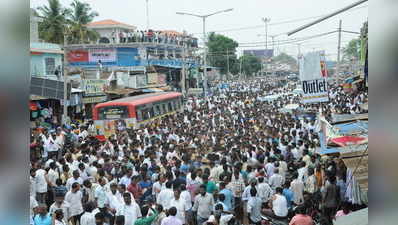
161;30;183;35
86;19;135;29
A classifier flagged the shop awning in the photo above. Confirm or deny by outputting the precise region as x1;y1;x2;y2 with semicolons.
142;88;165;93
71;88;84;93
30;95;49;101
104;88;142;95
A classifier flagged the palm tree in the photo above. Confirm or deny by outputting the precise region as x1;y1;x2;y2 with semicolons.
68;0;99;44
36;0;70;44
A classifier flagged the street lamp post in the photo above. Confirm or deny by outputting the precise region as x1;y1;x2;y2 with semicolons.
146;0;150;30
262;18;270;76
176;8;233;96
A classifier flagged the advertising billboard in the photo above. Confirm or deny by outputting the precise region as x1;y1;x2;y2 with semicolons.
81;79;107;96
89;48;117;62
299;51;329;104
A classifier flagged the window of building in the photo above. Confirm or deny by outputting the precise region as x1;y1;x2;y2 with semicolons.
155;105;162;116
45;57;55;75
162;104;167;113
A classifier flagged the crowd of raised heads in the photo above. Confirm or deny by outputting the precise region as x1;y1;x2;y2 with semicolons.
108;29;198;48
30;78;368;225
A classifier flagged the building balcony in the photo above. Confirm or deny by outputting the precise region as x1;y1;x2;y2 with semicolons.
65;40;198;50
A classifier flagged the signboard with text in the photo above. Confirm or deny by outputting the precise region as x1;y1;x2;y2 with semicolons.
89;48;116;62
81;79;107;96
147;73;158;84
299;51;329;104
136;74;147;87
301;78;329;103
82;95;107;104
67;50;89;62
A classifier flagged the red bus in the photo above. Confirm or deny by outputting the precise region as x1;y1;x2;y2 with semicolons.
93;92;183;137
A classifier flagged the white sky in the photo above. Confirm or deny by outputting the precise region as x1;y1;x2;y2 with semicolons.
31;0;368;61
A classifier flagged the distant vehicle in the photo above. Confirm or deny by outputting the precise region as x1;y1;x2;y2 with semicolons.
287;73;299;81
93;92;183;138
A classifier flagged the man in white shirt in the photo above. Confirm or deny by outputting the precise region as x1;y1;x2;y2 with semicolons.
80;201;96;225
47;132;61;159
116;192;142;225
180;184;192;211
157;181;174;209
47;162;59;187
264;159;275;178
193;185;214;225
107;183;123;220
95;178;109;213
247;189;262;225
35;164;49;204
152;174;166;200
66;170;84;191
65;182;84;225
269;168;285;190
256;176;273;204
169;188;190;224
297;161;308;183
290;172;305;205
242;179;257;202
161;207;183;225
49;194;70;223
119;168;133;187
263;187;288;219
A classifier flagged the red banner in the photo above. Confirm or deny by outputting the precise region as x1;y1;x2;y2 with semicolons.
67;50;89;62
320;61;328;77
331;136;366;147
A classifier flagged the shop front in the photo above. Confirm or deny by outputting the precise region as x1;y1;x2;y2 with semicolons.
82;95;108;119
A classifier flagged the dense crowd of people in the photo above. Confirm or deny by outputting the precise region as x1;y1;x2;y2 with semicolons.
30;78;368;225
108;29;198;48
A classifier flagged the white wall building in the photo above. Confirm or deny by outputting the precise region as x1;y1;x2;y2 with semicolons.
86;19;136;44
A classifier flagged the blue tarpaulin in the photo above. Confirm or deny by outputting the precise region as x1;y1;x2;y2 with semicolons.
334;121;368;135
317;120;368;155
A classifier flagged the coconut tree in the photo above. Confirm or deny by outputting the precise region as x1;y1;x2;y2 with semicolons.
36;0;70;44
68;0;99;44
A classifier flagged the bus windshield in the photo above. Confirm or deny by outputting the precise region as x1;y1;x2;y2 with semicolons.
98;106;129;120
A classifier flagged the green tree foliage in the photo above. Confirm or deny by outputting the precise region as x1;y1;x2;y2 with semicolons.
239;54;262;76
342;38;360;62
207;32;239;74
36;0;70;44
68;0;99;44
36;0;99;45
272;52;297;64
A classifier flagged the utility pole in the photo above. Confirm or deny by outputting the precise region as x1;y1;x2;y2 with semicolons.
270;35;276;56
226;48;230;80
297;43;302;74
202;17;208;96
336;20;342;80
262;18;271;76
146;0;150;30
176;8;234;96
63;32;68;126
270;35;276;77
239;53;243;80
181;43;187;95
